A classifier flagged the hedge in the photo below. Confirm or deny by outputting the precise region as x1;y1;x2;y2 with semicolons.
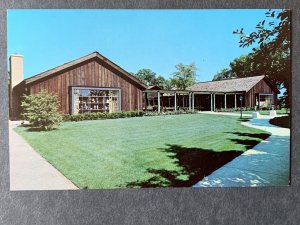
63;110;198;122
63;111;144;122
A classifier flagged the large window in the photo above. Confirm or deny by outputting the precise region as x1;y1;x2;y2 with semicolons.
256;93;273;109
71;87;121;114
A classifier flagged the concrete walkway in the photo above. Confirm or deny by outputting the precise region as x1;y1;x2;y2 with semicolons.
198;111;252;117
9;121;78;190
193;115;290;187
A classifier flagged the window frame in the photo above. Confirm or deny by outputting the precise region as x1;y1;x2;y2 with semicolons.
70;86;122;114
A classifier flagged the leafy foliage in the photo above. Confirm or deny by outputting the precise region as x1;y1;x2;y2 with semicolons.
213;68;236;81
21;92;63;131
64;111;144;122
133;62;197;90
153;75;173;90
171;63;197;90
233;9;291;107
134;69;157;86
133;69;173;89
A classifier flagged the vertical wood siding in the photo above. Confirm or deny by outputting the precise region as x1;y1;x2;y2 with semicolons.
245;79;277;108
28;59;144;114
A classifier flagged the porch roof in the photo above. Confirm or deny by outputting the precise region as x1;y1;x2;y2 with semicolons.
188;75;273;93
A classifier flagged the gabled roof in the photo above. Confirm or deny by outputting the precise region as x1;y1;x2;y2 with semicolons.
188;75;279;93
24;51;147;89
147;85;161;90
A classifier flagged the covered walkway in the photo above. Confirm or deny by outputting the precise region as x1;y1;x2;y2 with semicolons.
143;89;245;113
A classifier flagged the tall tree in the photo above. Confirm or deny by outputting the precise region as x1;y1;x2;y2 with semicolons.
134;69;157;86
233;9;291;107
171;63;197;90
153;75;173;89
213;68;236;81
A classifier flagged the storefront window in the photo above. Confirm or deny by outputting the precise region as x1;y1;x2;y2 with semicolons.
71;87;120;114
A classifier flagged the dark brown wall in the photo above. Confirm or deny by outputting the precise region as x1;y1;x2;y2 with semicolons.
245;79;277;108
27;59;144;114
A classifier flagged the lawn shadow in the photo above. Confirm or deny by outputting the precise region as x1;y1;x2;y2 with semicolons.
238;118;250;122
225;132;270;149
126;145;242;188
225;132;270;140
126;132;271;188
20;124;59;132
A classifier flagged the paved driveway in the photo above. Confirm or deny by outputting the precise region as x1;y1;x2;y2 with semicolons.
193;116;290;187
9;121;78;190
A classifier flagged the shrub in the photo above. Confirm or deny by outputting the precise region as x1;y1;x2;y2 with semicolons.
62;110;145;122
62;114;71;121
21;91;63;131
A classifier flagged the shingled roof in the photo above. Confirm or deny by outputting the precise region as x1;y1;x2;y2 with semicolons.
188;75;279;93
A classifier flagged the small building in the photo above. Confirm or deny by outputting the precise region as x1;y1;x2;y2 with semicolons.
9;52;147;120
143;75;279;112
9;52;279;120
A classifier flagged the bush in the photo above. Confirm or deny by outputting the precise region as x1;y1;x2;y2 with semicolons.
21;92;63;131
63;110;145;122
144;110;195;117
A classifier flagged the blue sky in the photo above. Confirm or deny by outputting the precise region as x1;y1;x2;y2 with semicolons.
8;9;268;81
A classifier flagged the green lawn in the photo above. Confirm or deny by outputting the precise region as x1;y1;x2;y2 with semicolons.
15;114;270;189
233;109;289;115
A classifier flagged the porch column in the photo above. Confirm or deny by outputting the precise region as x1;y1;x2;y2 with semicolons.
192;92;195;112
174;92;177;112
144;92;147;111
234;94;237;109
158;91;161;113
210;93;213;111
213;94;216;111
224;94;227;109
188;92;191;111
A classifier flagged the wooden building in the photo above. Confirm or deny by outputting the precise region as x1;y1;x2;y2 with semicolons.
9;52;279;120
9;52;147;119
144;75;279;112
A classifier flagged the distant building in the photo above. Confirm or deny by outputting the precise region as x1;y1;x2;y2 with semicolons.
144;75;279;112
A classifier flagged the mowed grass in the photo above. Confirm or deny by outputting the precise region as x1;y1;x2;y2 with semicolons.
15;114;270;189
233;109;289;115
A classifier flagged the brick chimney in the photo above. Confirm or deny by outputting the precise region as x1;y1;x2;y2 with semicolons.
9;54;24;120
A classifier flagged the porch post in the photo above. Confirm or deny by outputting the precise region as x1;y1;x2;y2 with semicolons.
158;91;161;113
174;92;177;112
210;93;213;111
234;94;237;109
144;92;147;111
213;94;216;111
189;92;191;111
224;93;227;109
192;92;195;112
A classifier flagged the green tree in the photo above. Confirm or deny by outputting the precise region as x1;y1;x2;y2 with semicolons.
171;63;197;90
134;69;157;86
213;68;236;81
21;91;63;131
233;9;291;108
153;75;173;89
